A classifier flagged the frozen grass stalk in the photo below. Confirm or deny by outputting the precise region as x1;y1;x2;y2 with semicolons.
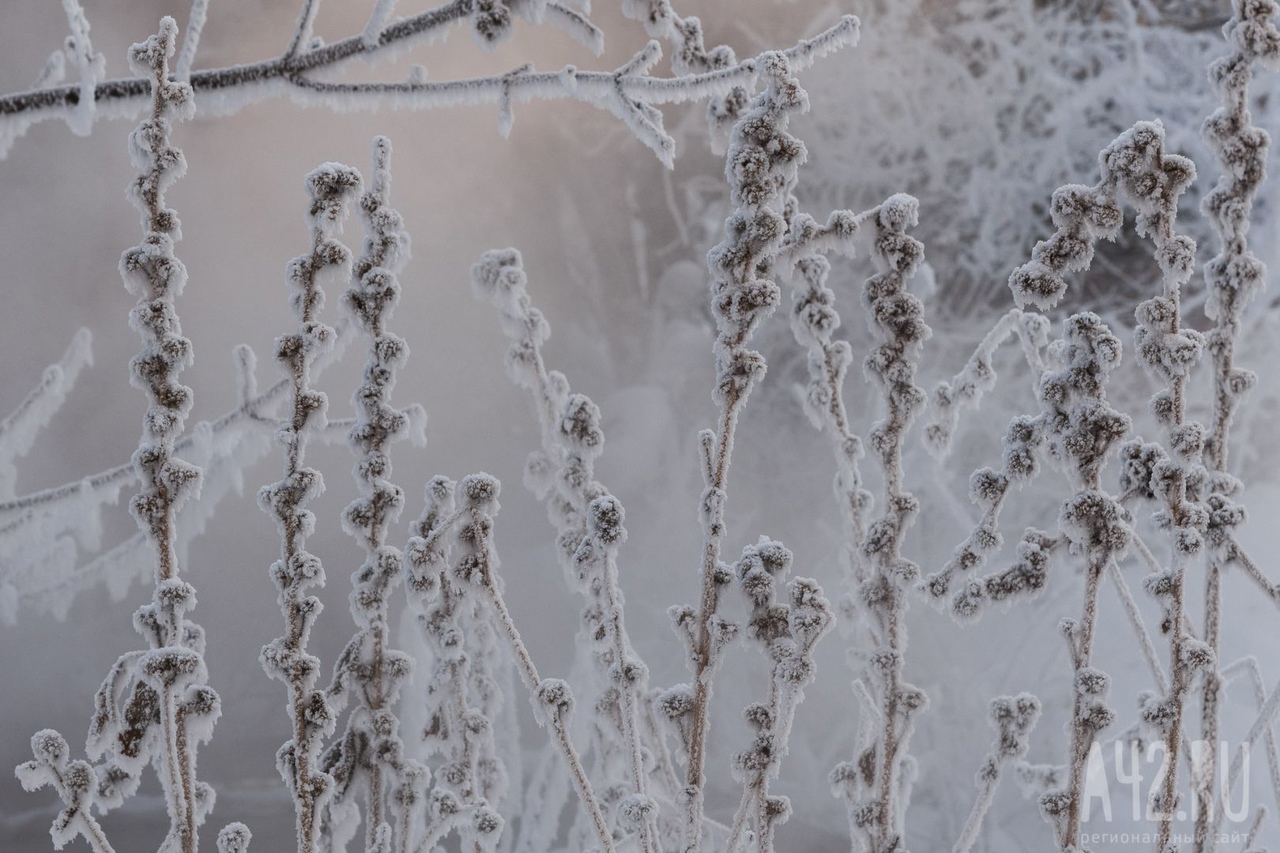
258;160;363;852
322;136;426;853
15;17;241;853
471;248;655;852
1194;2;1280;848
683;51;808;853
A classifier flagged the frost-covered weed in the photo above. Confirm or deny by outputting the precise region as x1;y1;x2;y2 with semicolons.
5;2;1280;853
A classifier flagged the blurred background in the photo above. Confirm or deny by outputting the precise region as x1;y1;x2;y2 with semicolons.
3;0;1280;850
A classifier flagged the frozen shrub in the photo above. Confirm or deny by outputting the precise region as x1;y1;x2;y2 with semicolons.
4;2;1280;853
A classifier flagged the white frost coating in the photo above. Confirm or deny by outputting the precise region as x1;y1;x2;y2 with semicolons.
60;0;106;136
403;474;517;853
952;695;1041;853
924;309;1049;458
215;822;251;853
0;328;92;499
323;137;426;853
470;248;651;852
543;3;603;55
362;0;399;49
259;156;361;853
0;316;357;624
32;51;66;89
285;0;323;60
16;19;227;853
175;0;210;82
1;13;856;167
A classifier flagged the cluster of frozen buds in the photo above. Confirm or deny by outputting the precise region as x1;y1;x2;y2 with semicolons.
1007;119;1193;314
705;51;808;413
104;21;228;853
722;538;834;853
256;160;362;851
825;194;929;853
1023;311;1133;848
923;311;1131;609
402;474;509;853
322;137;425;852
669;50;820;852
1202;0;1280;471
951;694;1041;853
926;120;1226;850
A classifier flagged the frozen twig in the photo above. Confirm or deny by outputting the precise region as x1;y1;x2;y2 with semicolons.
1195;6;1280;845
0;328;92;500
952;694;1040;853
174;0;209;82
1213;676;1280;840
17;20;233;853
924;308;1049;458
15;731;116;853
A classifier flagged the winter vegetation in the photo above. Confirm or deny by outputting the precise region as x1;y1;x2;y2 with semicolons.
4;1;1280;852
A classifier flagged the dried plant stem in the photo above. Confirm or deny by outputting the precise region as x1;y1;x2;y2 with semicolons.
1154;585;1190;851
258;161;361;853
1195;4;1280;843
116;20;209;853
687;391;742;838
0;4;857;167
477;569;616;853
953;695;1040;853
684;52;815;851
600;543;660;853
1063;553;1107;849
1226;539;1280;602
1212;676;1280;839
470;248;655;850
1194;561;1222;852
1105;561;1167;691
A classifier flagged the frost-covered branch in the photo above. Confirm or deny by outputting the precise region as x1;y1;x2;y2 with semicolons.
841;195;930;853
15;731;115;853
0;321;354;626
1221;656;1280;837
401;474;508;853
0;328;92;500
924;308;1049;458
775;191;936;853
1201;0;1280;473
0;0;857;166
1211;672;1280;843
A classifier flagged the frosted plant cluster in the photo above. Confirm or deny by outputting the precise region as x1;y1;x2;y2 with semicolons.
3;1;1280;853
